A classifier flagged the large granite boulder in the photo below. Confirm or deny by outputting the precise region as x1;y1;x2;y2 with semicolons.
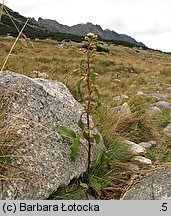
124;168;171;200
0;71;103;200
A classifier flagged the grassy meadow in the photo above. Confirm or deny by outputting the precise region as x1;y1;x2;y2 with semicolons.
1;36;171;199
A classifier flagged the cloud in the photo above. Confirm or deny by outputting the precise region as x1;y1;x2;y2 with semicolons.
135;24;171;35
135;32;171;52
100;18;129;36
5;0;38;13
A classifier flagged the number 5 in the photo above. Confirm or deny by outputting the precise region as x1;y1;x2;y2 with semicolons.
162;203;167;211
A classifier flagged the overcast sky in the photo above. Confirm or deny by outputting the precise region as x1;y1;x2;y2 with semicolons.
3;0;171;52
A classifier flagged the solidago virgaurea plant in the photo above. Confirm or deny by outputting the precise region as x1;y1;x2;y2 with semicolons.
58;33;102;180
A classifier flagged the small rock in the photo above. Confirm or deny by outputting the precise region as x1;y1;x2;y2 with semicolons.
154;101;171;110
147;93;169;99
123;140;146;155
113;95;128;101
138;142;152;149
128;164;140;172
147;106;162;116
149;140;157;145
111;102;131;115
134;156;152;166
163;124;171;137
141;87;148;90
137;93;169;99
6;35;14;39
156;86;163;91
114;79;121;83
16;129;22;135
57;43;68;49
136;91;144;96
167;87;171;93
120;102;131;115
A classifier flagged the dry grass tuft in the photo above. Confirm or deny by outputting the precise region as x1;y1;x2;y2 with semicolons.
1;18;29;72
0;96;23;180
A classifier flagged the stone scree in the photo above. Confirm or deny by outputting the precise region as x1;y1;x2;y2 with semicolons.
0;71;104;199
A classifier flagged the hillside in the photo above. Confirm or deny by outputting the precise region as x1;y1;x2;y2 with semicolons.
1;34;171;199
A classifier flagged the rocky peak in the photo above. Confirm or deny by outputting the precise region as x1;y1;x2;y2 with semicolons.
34;18;144;46
70;22;104;36
37;17;61;32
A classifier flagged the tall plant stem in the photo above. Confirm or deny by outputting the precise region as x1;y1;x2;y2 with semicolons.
86;47;92;174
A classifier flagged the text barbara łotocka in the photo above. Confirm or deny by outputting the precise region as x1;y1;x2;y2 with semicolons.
2;202;100;213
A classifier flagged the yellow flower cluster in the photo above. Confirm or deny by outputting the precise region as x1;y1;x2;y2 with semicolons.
85;33;98;41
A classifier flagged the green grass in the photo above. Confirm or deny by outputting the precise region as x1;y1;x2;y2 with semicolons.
160;69;171;77
50;187;87;200
147;137;171;163
50;139;134;200
152;108;171;128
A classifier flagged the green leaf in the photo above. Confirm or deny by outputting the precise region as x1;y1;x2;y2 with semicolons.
78;118;85;131
92;66;96;73
58;126;76;139
131;122;139;130
89;72;96;84
82;131;89;141
76;78;83;90
89;177;101;190
96;91;103;106
70;138;81;162
80;182;89;189
92;134;101;145
96;52;108;56
80;59;86;66
76;78;84;99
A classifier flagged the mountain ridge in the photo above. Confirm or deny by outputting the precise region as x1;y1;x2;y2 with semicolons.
34;17;145;47
0;4;145;47
0;4;83;42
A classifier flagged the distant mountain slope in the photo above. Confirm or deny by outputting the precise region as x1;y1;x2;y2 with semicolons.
36;17;70;33
0;4;83;42
35;18;145;47
0;4;145;48
0;4;47;38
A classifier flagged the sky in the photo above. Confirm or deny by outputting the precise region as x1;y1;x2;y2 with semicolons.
3;0;171;52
